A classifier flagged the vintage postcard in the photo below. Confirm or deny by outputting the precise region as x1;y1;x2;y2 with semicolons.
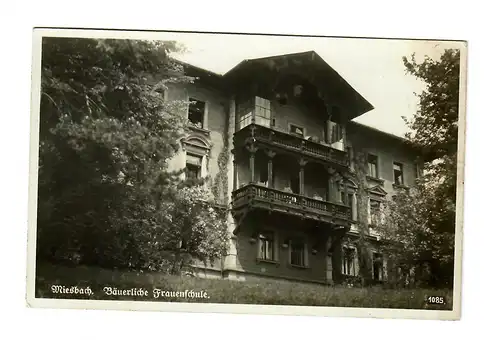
26;28;466;320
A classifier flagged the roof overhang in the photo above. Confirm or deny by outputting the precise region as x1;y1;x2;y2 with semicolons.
223;51;374;120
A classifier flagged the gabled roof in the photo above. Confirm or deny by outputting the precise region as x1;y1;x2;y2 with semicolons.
223;50;374;120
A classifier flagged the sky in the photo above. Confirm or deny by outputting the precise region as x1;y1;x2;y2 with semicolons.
160;32;459;137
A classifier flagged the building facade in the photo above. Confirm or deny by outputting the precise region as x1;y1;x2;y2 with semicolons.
166;51;421;285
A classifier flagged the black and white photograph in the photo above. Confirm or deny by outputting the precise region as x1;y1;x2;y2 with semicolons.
26;28;466;320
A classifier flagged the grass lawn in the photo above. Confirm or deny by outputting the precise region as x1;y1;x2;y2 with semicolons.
34;263;452;310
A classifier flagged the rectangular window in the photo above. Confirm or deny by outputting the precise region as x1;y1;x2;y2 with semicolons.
370;200;381;225
289;124;305;137
414;162;420;179
255;96;271;127
186;153;202;180
373;253;383;281
340;192;353;208
258;232;275;261
188;98;205;128
393;162;404;185
343;247;356;276
368;154;378;178
290;239;306;267
238;111;252;130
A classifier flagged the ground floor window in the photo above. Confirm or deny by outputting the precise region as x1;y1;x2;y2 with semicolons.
186;153;203;180
289;239;307;267
373;252;384;281
342;247;356;276
258;232;275;261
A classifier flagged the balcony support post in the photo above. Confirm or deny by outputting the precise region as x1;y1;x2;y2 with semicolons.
266;150;276;188
247;144;258;184
299;158;307;196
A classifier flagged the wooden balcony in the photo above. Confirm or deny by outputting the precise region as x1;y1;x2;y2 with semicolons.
233;124;349;168
232;184;351;225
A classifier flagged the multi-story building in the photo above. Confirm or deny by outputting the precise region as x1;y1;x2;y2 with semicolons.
167;51;421;285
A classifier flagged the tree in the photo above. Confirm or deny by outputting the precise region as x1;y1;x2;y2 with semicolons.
375;49;460;287
153;185;230;274
37;37;229;271
349;149;374;286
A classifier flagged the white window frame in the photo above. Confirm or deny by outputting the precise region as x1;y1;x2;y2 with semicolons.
257;231;278;262
393;161;404;185
342;246;357;276
367;153;379;178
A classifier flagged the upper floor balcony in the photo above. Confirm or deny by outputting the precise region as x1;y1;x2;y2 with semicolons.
234;123;349;168
232;96;351;172
232;183;352;225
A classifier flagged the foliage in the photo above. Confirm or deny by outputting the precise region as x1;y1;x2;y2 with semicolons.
211;111;230;205
376;188;455;287
349;147;374;286
154;185;230;274
402;49;460;235
374;49;460;287
37;37;229;272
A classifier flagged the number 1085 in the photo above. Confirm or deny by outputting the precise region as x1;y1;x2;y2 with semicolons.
427;296;445;304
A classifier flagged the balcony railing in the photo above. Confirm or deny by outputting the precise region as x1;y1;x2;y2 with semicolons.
232;183;351;223
234;124;349;167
